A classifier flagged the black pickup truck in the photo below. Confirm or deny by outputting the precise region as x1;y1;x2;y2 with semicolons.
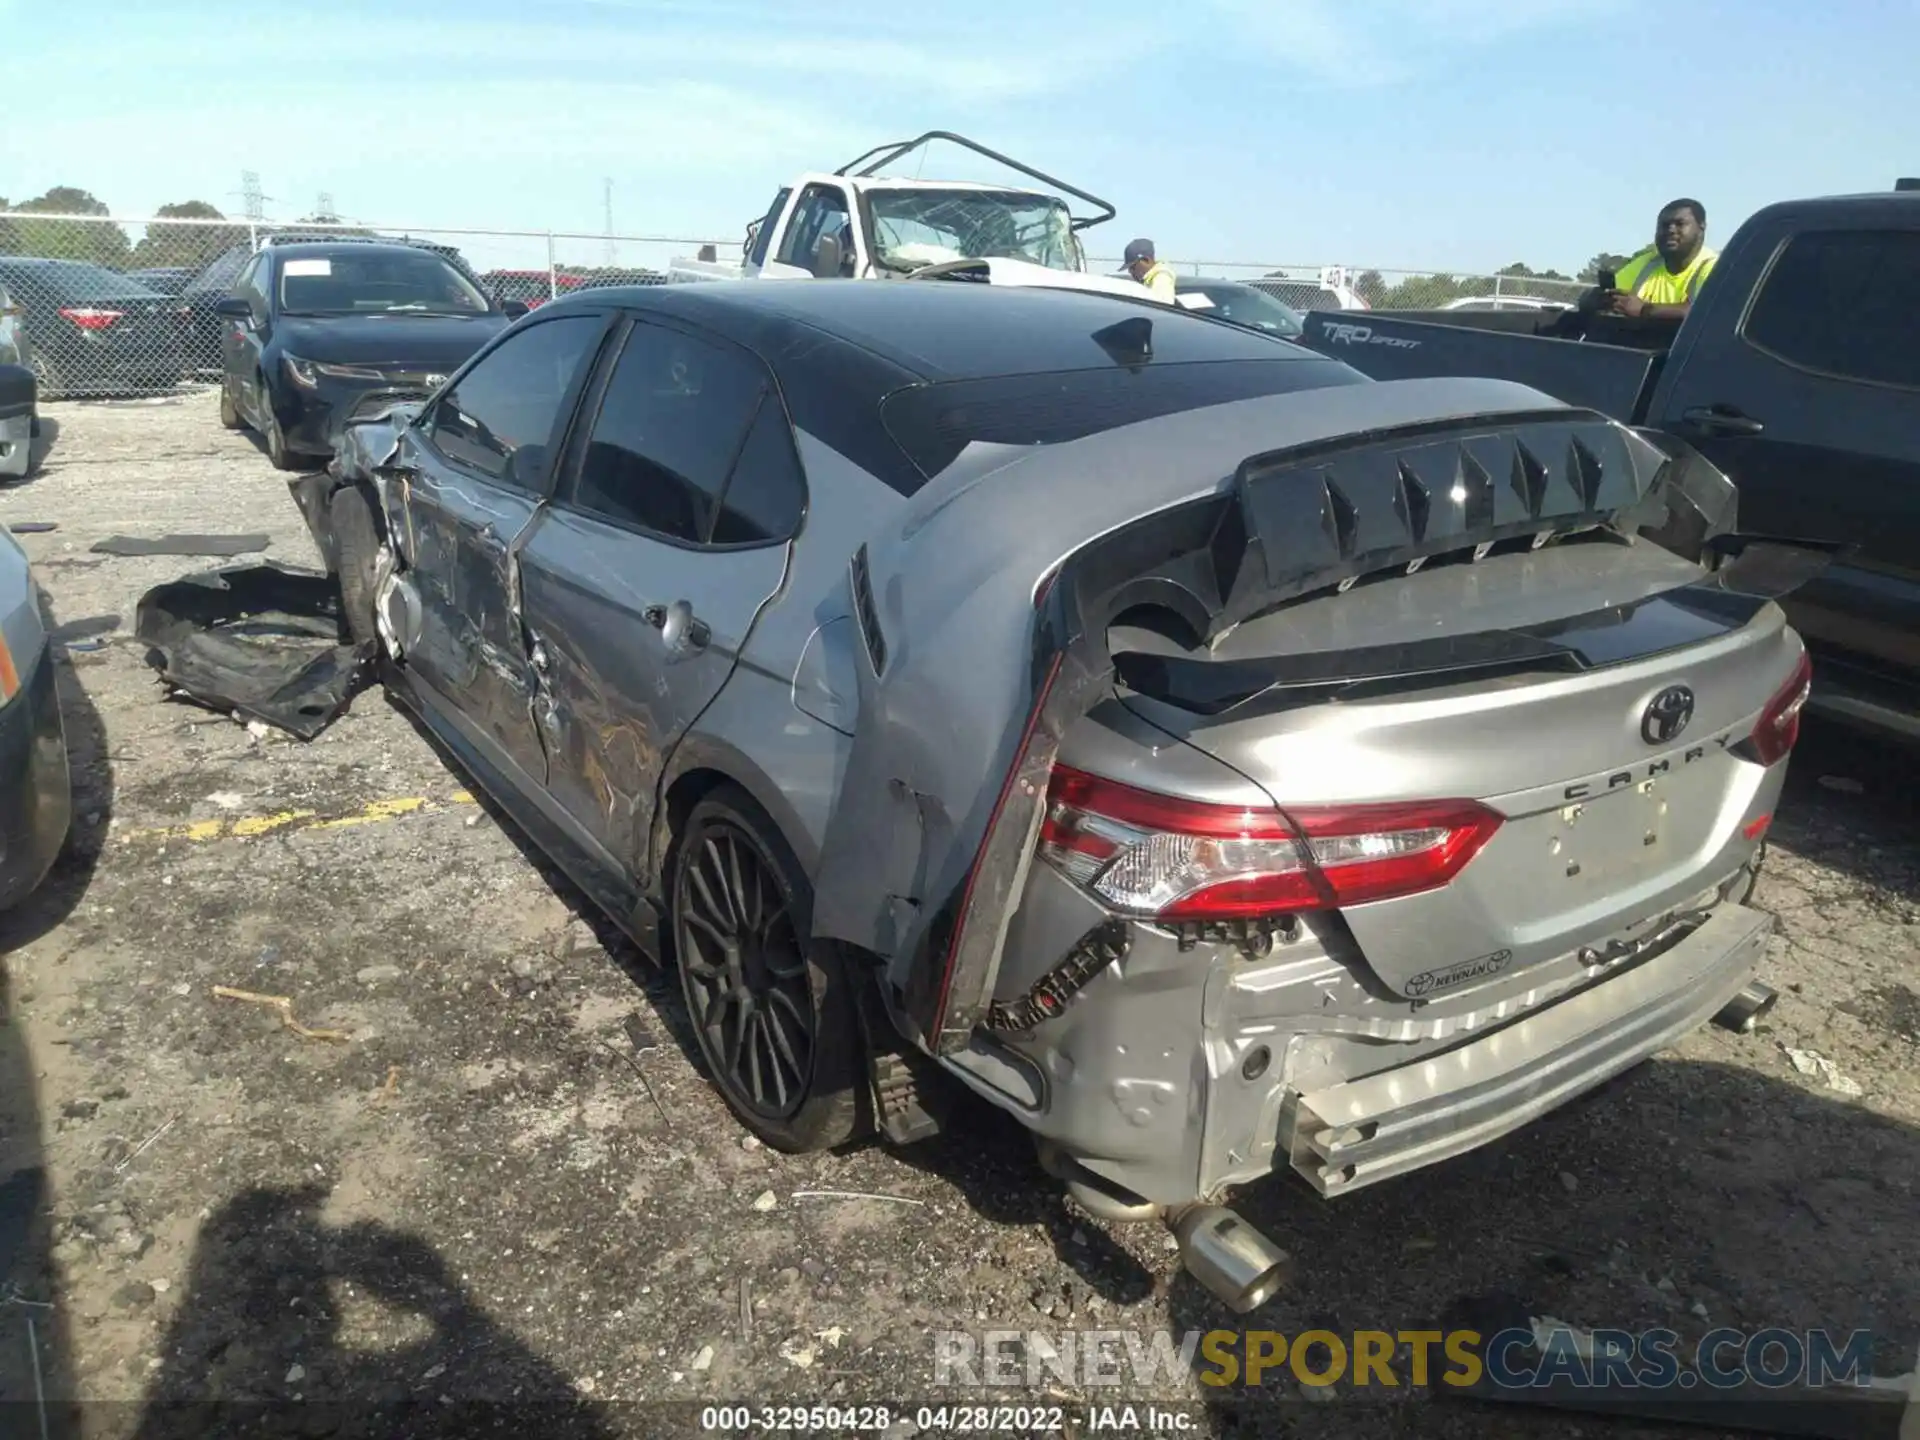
1293;182;1920;743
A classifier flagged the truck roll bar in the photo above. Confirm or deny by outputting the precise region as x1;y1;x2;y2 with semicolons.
833;130;1118;232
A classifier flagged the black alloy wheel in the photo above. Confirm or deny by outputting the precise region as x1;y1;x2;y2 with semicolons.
672;787;865;1151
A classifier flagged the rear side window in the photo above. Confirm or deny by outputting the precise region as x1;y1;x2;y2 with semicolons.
570;320;767;544
880;357;1368;486
1742;229;1920;391
427;315;602;490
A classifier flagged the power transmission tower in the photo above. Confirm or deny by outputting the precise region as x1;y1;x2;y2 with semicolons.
238;170;270;221
603;178;615;265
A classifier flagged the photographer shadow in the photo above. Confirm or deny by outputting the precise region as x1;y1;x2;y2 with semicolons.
124;1184;622;1440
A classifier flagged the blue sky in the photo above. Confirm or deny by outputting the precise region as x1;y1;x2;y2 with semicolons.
4;0;1917;275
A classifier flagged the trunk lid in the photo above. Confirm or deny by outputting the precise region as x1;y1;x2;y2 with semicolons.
1110;538;1803;999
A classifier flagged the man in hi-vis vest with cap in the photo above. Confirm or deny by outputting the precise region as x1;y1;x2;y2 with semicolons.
1123;238;1178;303
1600;198;1718;322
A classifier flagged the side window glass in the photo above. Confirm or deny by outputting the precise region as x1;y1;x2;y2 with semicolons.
427;315;601;490
569;321;766;543
776;185;853;271
1742;229;1920;391
712;395;806;545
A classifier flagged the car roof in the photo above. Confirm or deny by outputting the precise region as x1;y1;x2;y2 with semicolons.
263;241;458;262
540;279;1311;382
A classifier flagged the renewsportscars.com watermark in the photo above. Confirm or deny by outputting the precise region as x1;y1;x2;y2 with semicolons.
932;1326;1882;1392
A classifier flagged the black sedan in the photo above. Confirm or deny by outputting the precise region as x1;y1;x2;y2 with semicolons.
0;257;190;399
1173;276;1306;337
216;241;526;470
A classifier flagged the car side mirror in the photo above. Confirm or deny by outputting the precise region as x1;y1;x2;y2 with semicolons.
214;296;251;319
811;234;843;280
500;299;530;319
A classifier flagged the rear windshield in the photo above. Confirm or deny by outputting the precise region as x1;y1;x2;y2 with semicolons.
879;356;1366;487
2;261;165;301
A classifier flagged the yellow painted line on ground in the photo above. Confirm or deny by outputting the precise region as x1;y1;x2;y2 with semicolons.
119;791;476;844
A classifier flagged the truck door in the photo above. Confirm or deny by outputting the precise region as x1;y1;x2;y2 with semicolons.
1650;219;1920;695
765;183;861;280
743;188;791;277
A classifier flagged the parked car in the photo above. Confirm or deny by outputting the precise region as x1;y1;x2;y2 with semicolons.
0;276;24;368
128;266;196;297
0;258;189;399
216;240;527;470
0;360;33;480
0;479;73;912
1173;276;1305;336
482;269;588;310
1293;180;1920;744
182;235;482;375
297;280;1813;1313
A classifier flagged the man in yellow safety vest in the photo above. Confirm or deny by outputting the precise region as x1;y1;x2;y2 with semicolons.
1602;198;1718;322
1123;238;1178;303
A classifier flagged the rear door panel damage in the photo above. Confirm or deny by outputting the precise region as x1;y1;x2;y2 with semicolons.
808;377;1831;1057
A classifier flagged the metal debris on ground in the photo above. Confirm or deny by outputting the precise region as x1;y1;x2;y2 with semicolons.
1783;1046;1866;1098
112;1113;181;1175
7;522;57;534
790;1189;926;1207
1441;1295;1920;1439
135;562;375;740
211;985;351;1043
93;533;271;558
598;1018;671;1126
740;1277;753;1344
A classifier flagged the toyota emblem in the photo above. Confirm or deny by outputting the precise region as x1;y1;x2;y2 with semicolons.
424;373;448;389
1641;685;1696;746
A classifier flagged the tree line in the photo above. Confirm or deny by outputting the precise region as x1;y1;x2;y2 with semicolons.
0;186;367;274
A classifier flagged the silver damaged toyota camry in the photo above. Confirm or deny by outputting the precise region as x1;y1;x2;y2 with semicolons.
297;279;1819;1312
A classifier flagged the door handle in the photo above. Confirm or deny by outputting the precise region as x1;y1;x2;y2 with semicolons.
646;601;710;652
1681;405;1765;437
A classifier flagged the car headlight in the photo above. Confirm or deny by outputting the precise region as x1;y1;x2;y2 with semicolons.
283;355;384;388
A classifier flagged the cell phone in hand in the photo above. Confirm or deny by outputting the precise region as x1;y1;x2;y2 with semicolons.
1597;268;1617;292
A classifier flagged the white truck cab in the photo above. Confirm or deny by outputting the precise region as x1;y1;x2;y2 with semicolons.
670;132;1162;301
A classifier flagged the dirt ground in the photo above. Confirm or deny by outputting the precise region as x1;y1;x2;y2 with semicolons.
0;389;1915;1440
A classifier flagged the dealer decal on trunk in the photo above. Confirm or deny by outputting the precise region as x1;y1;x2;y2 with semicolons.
1403;948;1514;998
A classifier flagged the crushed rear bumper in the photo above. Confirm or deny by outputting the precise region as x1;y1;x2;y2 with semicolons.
1282;902;1773;1197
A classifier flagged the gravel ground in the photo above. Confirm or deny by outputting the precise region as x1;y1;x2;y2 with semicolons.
0;389;1915;1440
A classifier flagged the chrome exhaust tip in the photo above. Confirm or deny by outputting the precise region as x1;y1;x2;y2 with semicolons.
1165;1203;1294;1314
1713;980;1778;1034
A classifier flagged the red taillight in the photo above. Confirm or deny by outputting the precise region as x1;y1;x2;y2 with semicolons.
1037;765;1503;921
1749;651;1812;766
60;306;123;330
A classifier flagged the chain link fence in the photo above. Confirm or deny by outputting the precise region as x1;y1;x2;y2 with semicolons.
0;214;738;400
1;213;1600;401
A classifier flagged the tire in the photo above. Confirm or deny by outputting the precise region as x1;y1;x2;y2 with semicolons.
671;785;866;1152
217;376;242;430
26;347;62;402
329;485;382;649
258;376;301;471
